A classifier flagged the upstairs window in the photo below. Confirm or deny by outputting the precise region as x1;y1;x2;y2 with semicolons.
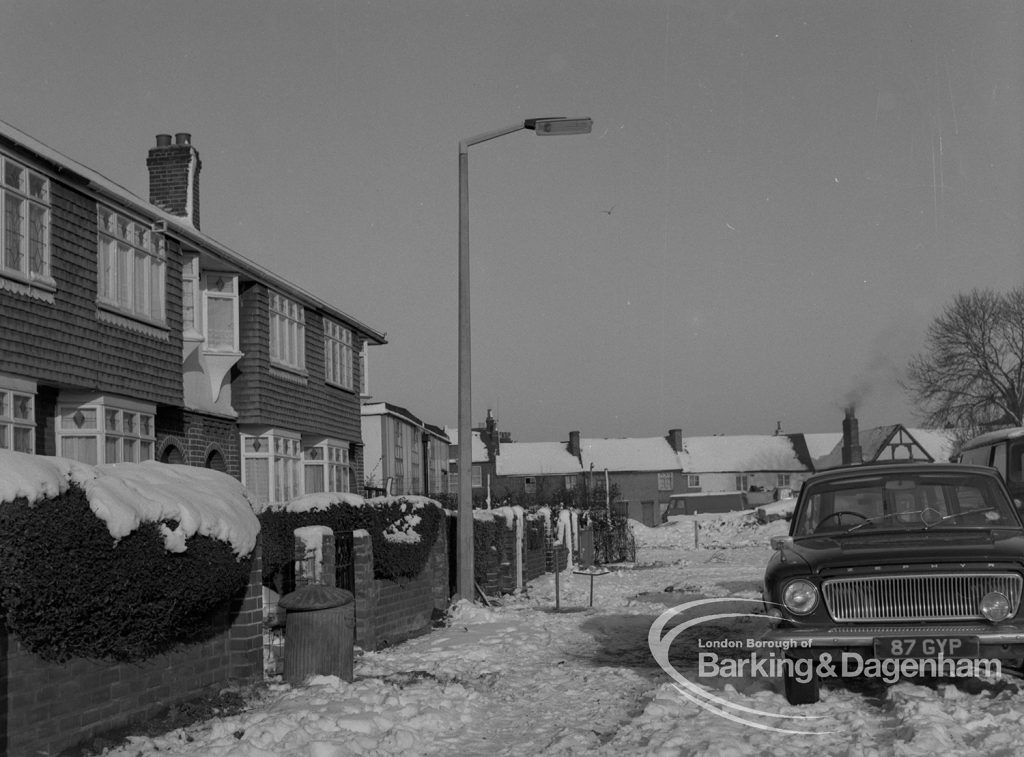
97;206;166;323
324;319;354;390
687;474;701;488
1;154;50;284
658;472;674;491
202;272;239;352
269;292;305;371
735;473;749;491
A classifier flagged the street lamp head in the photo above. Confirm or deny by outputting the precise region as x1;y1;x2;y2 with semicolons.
524;117;594;136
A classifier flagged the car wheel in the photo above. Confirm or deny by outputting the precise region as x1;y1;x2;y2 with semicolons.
783;668;820;705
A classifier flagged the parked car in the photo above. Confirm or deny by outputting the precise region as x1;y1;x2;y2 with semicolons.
761;462;1024;704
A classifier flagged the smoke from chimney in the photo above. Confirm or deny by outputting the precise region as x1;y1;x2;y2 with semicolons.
842;407;863;465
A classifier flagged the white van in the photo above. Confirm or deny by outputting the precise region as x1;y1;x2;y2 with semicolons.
958;427;1024;501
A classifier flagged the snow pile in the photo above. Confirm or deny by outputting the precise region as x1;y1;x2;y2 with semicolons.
276;491;367;513
0;450;259;555
696;511;789;549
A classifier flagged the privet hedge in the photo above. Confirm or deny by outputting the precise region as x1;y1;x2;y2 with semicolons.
0;483;253;663
259;497;443;587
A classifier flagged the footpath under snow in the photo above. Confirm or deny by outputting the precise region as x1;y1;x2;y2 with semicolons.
101;509;1024;756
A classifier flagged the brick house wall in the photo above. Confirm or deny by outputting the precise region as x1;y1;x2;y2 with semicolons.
0;543;263;757
156;408;242;479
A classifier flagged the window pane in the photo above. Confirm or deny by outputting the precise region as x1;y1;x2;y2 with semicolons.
13;427;31;453
134;251;148;315
150;260;164;321
245;459;270;503
4;162;22;189
28;204;46;275
4;194;24;271
63;436;98;465
305;464;325;494
105;436;119;463
116;243;131;306
182;278;195;331
206;296;235;350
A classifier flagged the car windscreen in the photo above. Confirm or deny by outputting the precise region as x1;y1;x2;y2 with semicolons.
791;471;1021;537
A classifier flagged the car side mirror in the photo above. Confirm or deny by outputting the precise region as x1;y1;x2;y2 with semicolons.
770;536;793;552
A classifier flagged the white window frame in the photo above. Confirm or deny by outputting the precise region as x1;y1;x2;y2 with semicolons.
97;205;166;324
323;319;354;390
0;376;36;454
56;394;155;465
472;465;482;488
1;153;52;287
269;291;305;371
777;473;792;487
181;253;201;338
242;429;302;507
687;474;701;488
202;271;239;352
735;473;749;491
657;472;674;491
564;475;576;490
524;476;537;494
303;439;351;494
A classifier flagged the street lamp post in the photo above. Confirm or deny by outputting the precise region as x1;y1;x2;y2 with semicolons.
457;116;592;602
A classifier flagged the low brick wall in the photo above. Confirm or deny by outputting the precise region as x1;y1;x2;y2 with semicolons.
1;544;264;756
352;524;449;651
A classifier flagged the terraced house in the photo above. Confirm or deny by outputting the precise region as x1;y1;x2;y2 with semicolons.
0;121;386;506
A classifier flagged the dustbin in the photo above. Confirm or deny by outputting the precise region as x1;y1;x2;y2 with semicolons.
278;584;355;683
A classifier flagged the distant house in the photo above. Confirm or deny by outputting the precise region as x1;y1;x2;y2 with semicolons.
813;420;957;471
670;434;814;515
361;401;451;497
0;122;386;507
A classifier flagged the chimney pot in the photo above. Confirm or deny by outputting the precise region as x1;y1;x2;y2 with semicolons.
155;134;172;147
174;132;191;146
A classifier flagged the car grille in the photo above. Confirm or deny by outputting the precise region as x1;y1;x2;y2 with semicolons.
822;573;1023;622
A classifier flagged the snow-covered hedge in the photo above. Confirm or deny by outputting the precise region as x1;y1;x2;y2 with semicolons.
258;493;444;585
0;452;259;663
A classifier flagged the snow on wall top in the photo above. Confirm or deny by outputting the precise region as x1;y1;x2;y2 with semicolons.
497;442;583;476
0;450;259;556
677;435;804;472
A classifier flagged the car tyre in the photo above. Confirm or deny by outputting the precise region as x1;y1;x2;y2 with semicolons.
783;668;820;705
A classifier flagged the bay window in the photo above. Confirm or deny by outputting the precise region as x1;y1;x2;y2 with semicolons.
56;395;155;465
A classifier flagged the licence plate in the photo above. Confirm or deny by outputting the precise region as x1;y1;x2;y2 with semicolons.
873;636;980;659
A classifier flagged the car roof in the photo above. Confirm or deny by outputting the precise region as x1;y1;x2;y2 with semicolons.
803;461;1002;486
960;427;1024;450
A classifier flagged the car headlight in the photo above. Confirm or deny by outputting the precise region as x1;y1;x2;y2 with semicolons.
980;591;1011;622
782;579;819;615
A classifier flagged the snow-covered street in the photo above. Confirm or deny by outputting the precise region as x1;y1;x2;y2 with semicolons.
101;513;1024;756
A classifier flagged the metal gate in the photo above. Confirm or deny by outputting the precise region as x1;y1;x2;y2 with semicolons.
334;530;355;592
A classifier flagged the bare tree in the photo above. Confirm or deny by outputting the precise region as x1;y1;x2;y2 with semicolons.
904;287;1024;439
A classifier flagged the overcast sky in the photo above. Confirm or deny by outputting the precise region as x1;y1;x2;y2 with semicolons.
2;1;1020;442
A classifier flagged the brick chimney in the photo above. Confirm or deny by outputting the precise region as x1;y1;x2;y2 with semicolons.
842;407;863;465
568;430;581;460
667;428;683;452
147;132;201;229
